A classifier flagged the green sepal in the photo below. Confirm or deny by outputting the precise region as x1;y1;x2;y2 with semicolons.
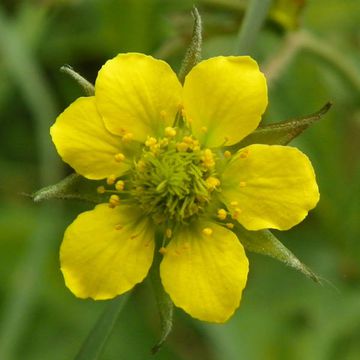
31;173;106;204
60;65;95;96
178;7;202;84
230;102;332;151
149;249;174;354
235;225;320;283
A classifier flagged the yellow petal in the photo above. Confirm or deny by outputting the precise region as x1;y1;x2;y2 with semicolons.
183;56;267;147
160;222;249;323
221;144;320;231
51;97;129;180
95;53;182;141
60;204;155;300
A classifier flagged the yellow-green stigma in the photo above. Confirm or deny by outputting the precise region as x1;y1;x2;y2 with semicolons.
130;134;219;223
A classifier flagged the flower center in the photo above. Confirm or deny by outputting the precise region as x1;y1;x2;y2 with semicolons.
129;132;220;224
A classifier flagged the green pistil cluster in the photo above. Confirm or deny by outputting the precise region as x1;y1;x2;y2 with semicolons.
129;132;219;224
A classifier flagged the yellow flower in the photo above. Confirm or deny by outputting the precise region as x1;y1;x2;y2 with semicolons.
50;53;319;323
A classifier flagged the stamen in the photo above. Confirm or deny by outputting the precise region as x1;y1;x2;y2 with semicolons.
226;223;234;229
239;181;247;187
122;132;134;142
165;127;176;138
206;177;220;191
106;174;116;185
109;194;120;208
165;228;172;238
114;153;125;162
232;207;242;219
114;224;123;230
230;201;238;207
115;180;125;191
145;136;157;147
217;209;227;220
159;247;167;255
201;126;208;133
240;149;249;158
202;227;213;236
224;150;231;159
176;142;189;152
160;110;167;118
97;186;106;194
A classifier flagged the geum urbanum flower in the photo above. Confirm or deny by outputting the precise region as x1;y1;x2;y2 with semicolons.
51;53;319;323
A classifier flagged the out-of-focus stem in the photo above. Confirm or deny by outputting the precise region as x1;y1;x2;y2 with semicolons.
234;0;272;55
0;6;62;360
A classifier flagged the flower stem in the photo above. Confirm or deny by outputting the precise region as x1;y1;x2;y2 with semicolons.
75;294;129;360
234;0;272;55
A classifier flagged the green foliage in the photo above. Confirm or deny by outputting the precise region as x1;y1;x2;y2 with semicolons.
1;0;359;359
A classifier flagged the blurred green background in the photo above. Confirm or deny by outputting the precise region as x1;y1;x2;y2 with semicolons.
0;0;359;359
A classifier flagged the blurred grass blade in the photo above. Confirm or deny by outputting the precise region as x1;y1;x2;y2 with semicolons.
232;102;332;150
60;65;95;96
235;225;320;283
234;0;272;55
32;173;105;204
0;6;62;360
75;295;129;360
150;252;174;354
178;6;202;84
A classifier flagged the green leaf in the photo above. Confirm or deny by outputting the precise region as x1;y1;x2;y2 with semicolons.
75;294;129;360
235;225;320;283
178;7;202;84
60;65;95;96
31;173;106;204
150;251;174;354
231;102;332;150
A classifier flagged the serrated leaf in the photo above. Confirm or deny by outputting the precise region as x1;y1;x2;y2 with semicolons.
31;173;106;204
178;7;202;84
150;251;174;354
230;102;332;151
235;225;320;283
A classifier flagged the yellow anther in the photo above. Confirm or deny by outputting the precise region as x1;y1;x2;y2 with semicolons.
176;142;189;152
206;176;220;191
165;127;177;138
187;117;193;124
201;126;208;133
115;180;125;191
181;108;186;118
122;132;134;142
160;110;167;118
240;149;249;158
97;186;106;194
137;160;146;172
109;194;120;208
114;153;125;162
183;136;193;144
159;138;169;147
233;207;242;219
165;228;172;238
230;201;238;207
159;247;167;255
224;150;232;159
114;224;123;230
202;148;215;168
226;223;234;229
106;174;116;185
217;209;227;220
145;136;157;147
239;181;247;187
202;227;213;236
